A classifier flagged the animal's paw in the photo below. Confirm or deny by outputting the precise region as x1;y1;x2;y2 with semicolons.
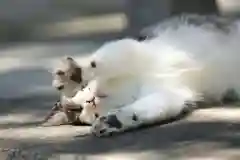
91;114;123;137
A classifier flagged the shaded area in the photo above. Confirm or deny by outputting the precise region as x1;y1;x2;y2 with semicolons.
57;121;240;154
0;68;52;98
0;91;240;159
0;94;58;130
1;118;240;159
0;41;101;98
1;0;240;159
0;0;221;43
0;94;58;114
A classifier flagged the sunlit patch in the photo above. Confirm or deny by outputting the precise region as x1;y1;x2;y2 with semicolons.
187;108;240;122
0;113;42;125
34;13;128;38
0;125;90;140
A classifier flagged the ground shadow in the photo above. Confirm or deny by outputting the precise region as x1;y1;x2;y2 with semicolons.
1;119;240;159
0;0;219;44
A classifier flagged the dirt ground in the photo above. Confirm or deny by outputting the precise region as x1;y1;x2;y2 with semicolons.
1;42;240;159
1;98;240;160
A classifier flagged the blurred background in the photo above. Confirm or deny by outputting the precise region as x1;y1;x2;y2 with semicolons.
1;1;240;159
0;0;240;99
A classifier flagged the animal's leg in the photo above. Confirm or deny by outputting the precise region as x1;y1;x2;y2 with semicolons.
42;97;85;126
91;91;196;137
41;111;69;126
61;81;103;124
41;100;79;126
60;92;100;125
43;100;62;123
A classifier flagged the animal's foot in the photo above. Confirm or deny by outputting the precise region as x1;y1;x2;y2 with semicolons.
91;114;124;137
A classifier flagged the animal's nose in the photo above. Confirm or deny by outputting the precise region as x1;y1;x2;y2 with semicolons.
57;85;64;90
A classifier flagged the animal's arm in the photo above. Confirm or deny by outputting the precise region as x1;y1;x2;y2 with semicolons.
41;100;77;126
41;86;96;126
59;79;104;124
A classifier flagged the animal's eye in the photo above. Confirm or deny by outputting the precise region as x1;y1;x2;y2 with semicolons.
56;70;65;75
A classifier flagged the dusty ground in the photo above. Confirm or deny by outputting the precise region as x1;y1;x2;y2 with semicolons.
1;97;240;160
1;42;240;159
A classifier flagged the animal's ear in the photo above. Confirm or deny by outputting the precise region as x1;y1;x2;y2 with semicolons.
70;67;82;83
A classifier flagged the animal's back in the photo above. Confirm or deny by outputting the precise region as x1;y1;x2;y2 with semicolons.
90;14;240;104
144;14;240;102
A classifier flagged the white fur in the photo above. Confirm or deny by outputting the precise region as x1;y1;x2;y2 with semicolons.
52;15;240;136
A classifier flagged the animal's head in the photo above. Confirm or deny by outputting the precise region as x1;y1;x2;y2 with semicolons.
52;56;98;96
51;56;87;96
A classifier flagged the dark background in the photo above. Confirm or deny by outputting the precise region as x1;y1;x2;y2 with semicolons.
0;1;240;159
1;0;237;43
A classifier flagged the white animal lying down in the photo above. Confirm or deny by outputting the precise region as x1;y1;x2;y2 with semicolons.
51;14;240;137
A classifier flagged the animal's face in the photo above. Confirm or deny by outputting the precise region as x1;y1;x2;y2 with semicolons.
52;57;84;92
